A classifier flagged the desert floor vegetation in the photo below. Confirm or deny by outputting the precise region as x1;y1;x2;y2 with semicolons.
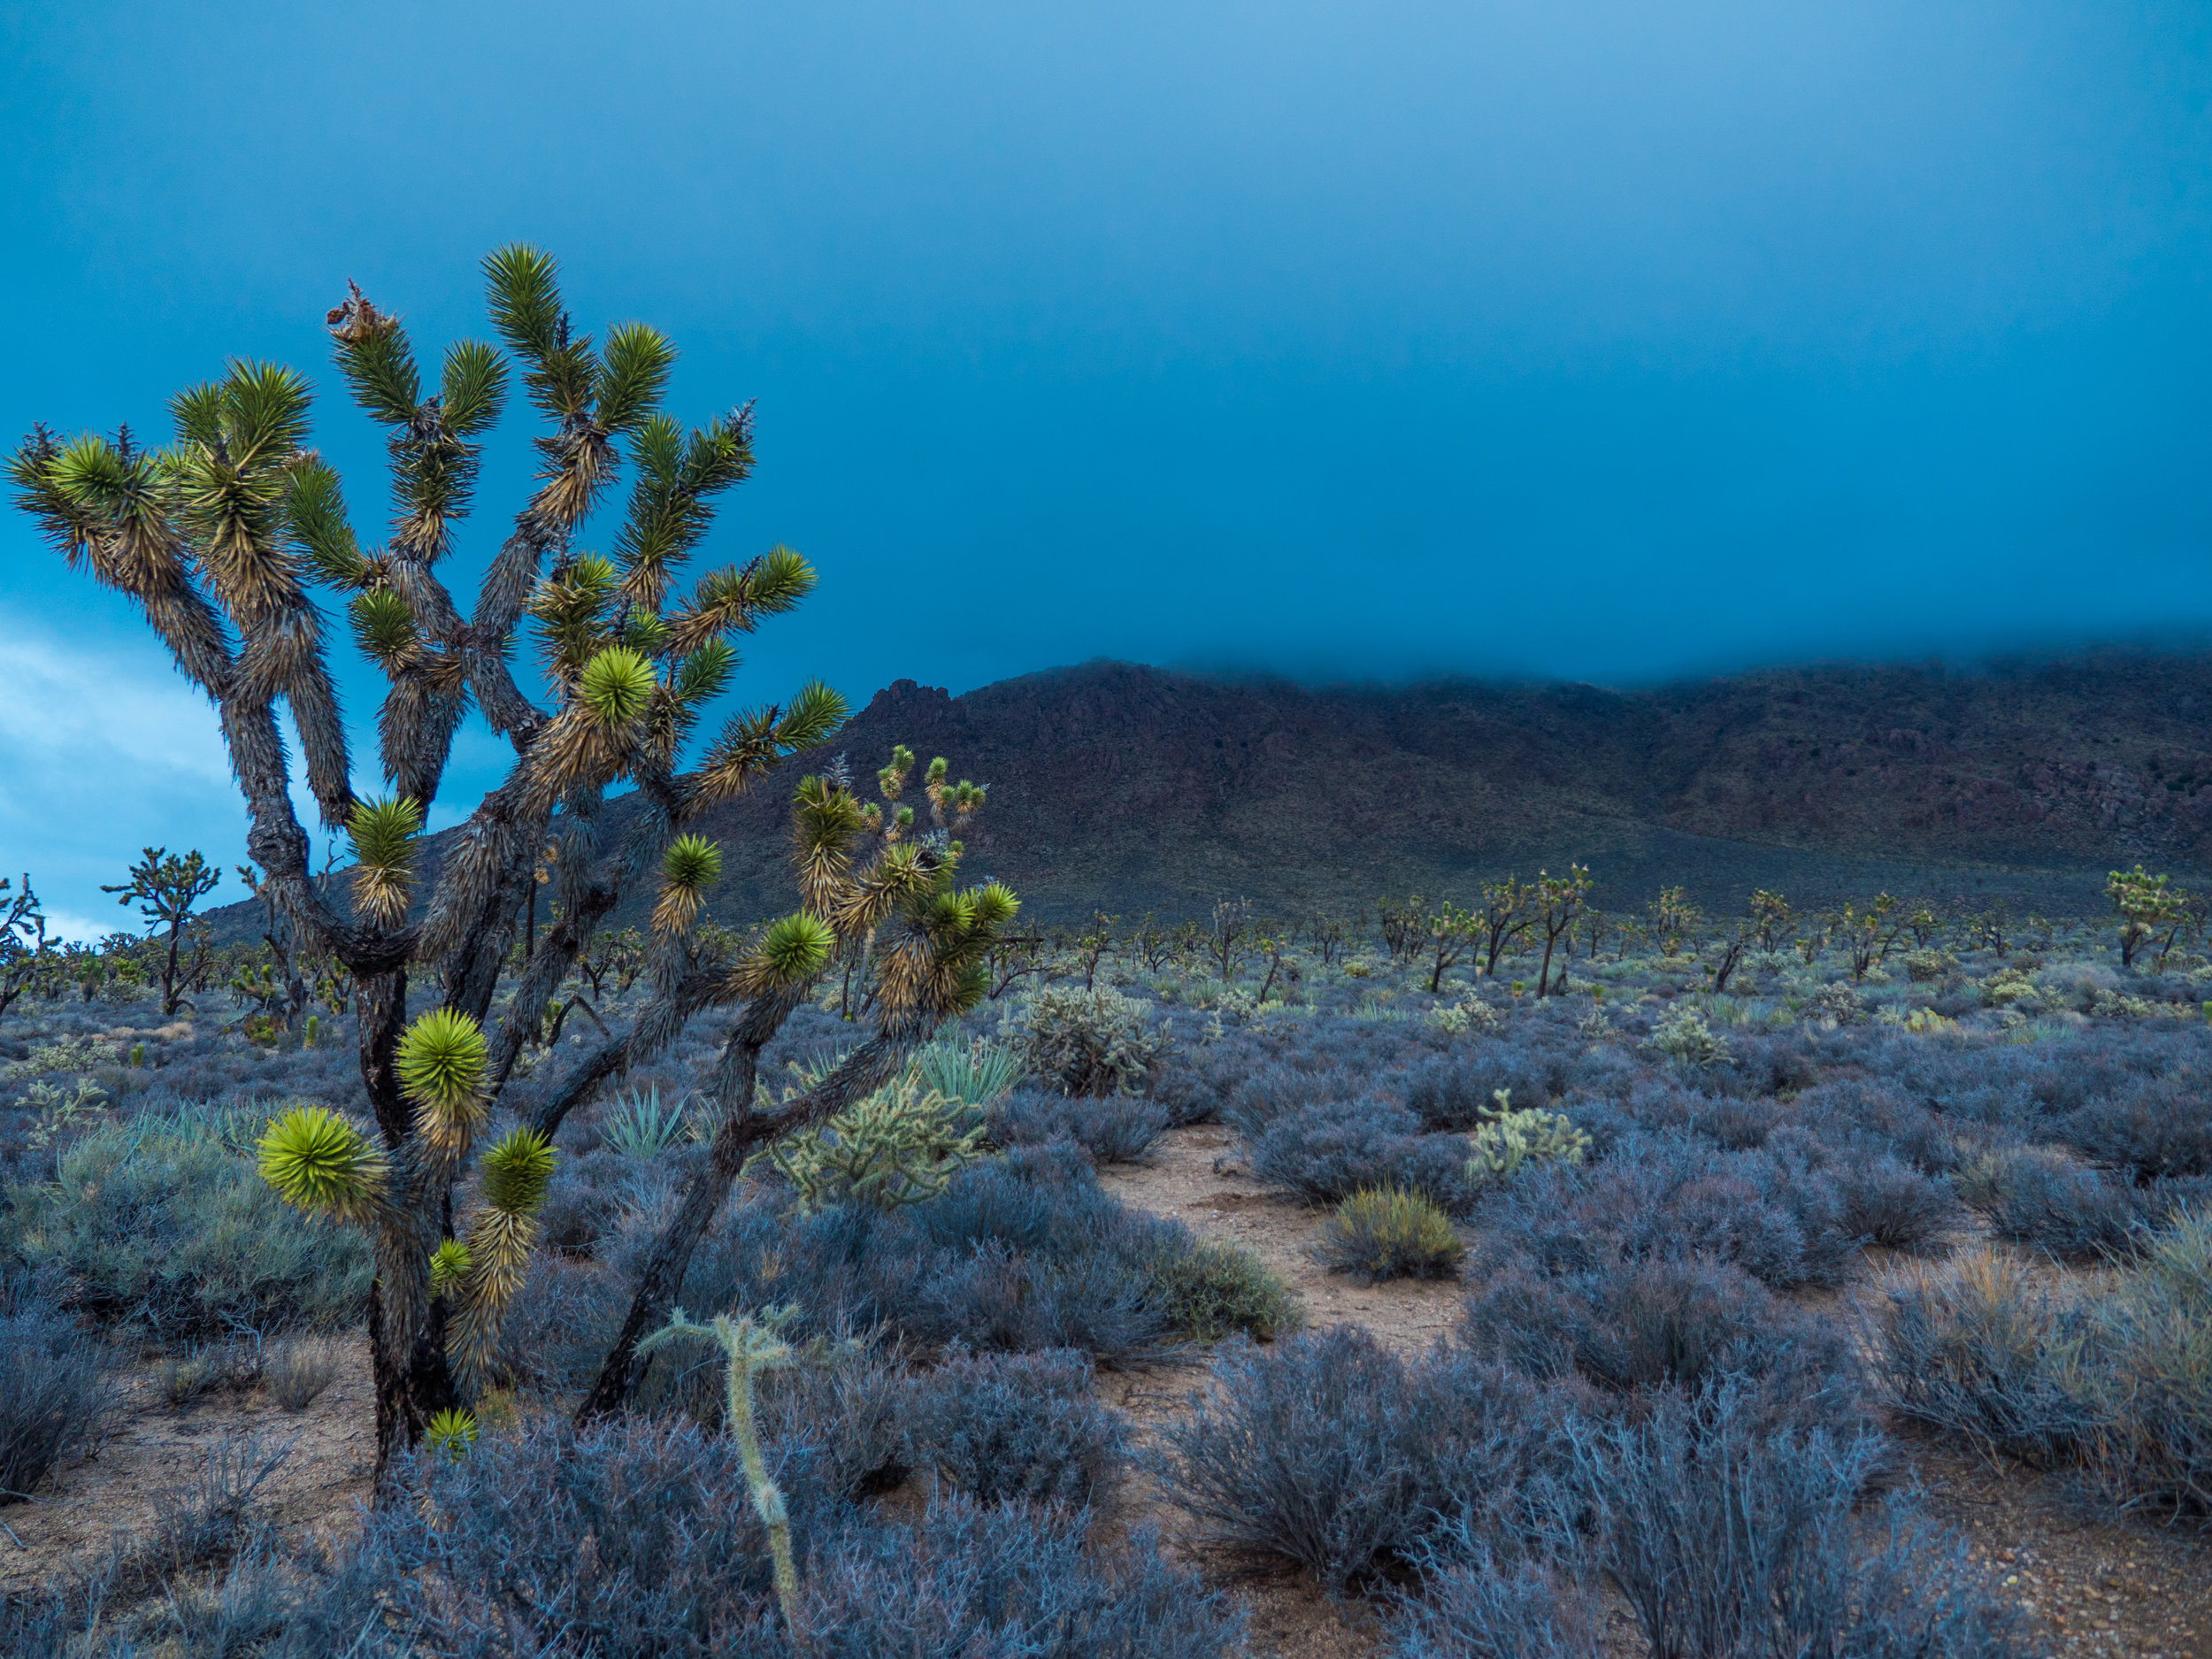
4;891;2212;1655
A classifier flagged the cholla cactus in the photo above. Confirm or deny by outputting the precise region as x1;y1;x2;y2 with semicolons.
1010;984;1165;1095
1650;1004;1732;1067
639;1305;806;1636
1467;1088;1592;1180
766;1072;986;1212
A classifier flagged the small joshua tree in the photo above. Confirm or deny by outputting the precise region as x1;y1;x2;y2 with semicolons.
2108;865;2185;970
1475;876;1535;976
1528;864;1592;997
1421;898;1479;995
102;846;219;1016
1748;888;1795;951
12;249;1015;1488
0;876;52;1025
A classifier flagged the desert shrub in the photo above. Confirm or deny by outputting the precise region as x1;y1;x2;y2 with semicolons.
659;1148;1200;1364
1458;1255;1863;1438
1404;1046;1578;1132
1548;1382;2035;1659
1472;1131;1856;1292
993;1086;1171;1164
1154;1237;1305;1341
0;1280;117;1503
536;1146;670;1259
1865;1248;2095;1465
4;1109;373;1342
1248;1097;1474;1212
276;1416;1240;1658
1315;1187;1464;1281
1155;1326;1562;1593
1386;1553;1598;1659
2071;1207;2212;1525
157;1340;265;1409
147;1431;295;1573
902;1346;1123;1506
1010;986;1166;1096
1958;1146;2195;1262
265;1335;342;1412
1614;1079;1778;1149
1833;1150;1962;1252
2060;1077;2212;1180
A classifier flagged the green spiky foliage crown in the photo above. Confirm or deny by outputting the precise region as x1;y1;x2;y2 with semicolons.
579;645;656;724
425;1407;479;1461
428;1239;472;1296
396;1007;488;1112
662;834;722;893
256;1105;388;1220
477;1127;557;1215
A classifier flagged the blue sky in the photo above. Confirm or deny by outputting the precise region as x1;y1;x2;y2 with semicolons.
4;1;2209;933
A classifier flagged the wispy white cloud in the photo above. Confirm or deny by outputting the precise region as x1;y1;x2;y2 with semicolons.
0;612;243;918
0;626;232;786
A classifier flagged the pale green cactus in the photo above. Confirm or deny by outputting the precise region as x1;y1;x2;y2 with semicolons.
765;1072;985;1213
638;1305;807;1635
1467;1088;1591;1182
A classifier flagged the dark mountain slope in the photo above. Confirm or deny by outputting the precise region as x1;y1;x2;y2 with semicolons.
206;649;2212;937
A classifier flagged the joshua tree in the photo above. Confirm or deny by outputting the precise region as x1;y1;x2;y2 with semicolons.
1747;888;1795;951
0;876;52;1025
1421;898;1479;994
102;846;219;1016
11;247;1012;1489
2107;866;2189;970
1475;877;1535;976
1647;885;1701;957
1528;865;1593;997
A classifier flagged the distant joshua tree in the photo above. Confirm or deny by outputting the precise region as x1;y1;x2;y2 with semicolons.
11;247;1016;1491
103;845;219;1016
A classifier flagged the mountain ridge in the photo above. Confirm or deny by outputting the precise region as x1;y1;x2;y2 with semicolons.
208;648;2212;938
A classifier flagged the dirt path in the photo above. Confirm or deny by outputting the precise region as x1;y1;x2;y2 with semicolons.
2;1337;374;1596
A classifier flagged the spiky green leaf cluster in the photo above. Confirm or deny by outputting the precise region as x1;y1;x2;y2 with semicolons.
739;911;835;995
396;1007;488;1118
528;554;619;672
662;834;723;894
595;322;677;434
256;1105;388;1221
614;411;754;610
578;645;657;725
425;1407;478;1461
349;588;418;665
348;795;421;870
478;1127;557;1216
285;459;367;587
484;244;595;418
428;1239;472;1296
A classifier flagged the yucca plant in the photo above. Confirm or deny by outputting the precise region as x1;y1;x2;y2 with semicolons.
601;1084;689;1158
12;249;1018;1488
